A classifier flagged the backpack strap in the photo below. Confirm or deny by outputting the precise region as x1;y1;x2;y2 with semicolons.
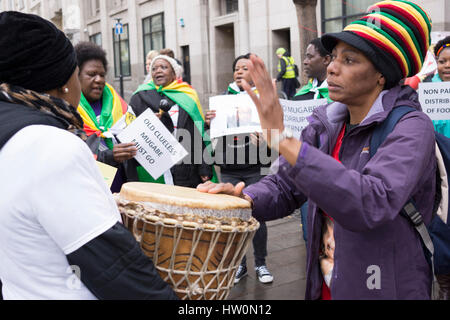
402;201;435;277
370;106;437;282
370;106;416;158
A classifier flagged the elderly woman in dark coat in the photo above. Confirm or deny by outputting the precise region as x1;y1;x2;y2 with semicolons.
129;55;215;187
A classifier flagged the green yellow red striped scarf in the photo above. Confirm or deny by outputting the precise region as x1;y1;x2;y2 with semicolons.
77;83;127;149
134;80;218;183
135;80;205;134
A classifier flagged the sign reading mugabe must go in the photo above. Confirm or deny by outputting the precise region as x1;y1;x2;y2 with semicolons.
117;108;188;180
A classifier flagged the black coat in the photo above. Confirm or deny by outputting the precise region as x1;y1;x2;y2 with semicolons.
128;90;212;188
205;90;273;174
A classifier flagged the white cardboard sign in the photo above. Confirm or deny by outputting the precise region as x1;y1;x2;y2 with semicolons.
280;98;328;139
209;94;262;139
419;82;450;121
117;108;188;180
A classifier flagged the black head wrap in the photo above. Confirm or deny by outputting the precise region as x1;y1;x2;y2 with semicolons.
0;11;77;92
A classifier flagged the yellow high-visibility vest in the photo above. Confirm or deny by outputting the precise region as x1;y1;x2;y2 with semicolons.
278;56;296;79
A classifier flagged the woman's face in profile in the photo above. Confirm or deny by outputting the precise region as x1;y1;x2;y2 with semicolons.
152;59;176;87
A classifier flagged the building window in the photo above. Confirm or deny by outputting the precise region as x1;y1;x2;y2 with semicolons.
14;0;24;10
90;0;100;17
321;0;374;33
112;23;131;77
219;0;238;15
226;0;238;14
142;13;165;73
112;0;126;8
89;33;102;47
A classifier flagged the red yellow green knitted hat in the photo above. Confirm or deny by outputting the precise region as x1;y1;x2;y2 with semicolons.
322;0;432;88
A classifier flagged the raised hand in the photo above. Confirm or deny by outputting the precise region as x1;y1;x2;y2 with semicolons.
241;54;285;145
241;54;302;165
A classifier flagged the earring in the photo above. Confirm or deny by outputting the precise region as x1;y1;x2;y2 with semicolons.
63;88;69;94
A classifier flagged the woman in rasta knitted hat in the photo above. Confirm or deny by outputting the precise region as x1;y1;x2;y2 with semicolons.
198;0;436;299
0;12;177;300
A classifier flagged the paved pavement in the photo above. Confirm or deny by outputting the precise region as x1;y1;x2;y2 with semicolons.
228;211;307;300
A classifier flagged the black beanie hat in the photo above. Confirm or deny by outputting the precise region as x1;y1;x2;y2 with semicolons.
0;11;77;92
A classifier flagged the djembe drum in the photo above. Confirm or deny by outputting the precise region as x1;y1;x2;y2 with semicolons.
114;182;259;300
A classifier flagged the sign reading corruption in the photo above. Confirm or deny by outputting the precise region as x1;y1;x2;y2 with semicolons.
280;98;328;139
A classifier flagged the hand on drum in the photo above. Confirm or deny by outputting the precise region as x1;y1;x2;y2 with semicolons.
197;181;253;205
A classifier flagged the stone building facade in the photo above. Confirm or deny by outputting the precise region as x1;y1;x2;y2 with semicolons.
2;0;449;106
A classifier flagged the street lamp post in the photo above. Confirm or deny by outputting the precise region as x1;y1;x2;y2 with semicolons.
115;18;124;97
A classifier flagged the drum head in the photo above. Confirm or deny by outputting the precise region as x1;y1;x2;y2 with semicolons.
119;182;251;211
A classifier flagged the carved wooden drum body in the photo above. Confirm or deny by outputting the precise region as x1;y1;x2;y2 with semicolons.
115;182;259;300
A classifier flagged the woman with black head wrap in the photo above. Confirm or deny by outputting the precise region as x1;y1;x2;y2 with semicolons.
0;12;177;300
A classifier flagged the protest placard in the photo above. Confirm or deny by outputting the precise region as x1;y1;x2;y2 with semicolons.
96;161;118;188
280;98;328;139
419;82;450;121
117;109;188;180
209;94;262;139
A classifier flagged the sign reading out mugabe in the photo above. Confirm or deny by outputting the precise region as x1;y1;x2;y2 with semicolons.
280;98;328;139
419;82;450;121
117;108;188;179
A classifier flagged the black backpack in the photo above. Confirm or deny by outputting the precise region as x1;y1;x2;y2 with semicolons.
371;106;450;277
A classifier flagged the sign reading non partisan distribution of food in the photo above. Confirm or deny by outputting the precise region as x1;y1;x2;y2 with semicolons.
280;98;328;139
117;108;188;179
419;82;450;121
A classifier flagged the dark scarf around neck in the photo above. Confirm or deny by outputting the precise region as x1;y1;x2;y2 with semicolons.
0;83;87;148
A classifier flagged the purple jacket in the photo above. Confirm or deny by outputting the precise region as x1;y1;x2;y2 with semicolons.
244;85;436;300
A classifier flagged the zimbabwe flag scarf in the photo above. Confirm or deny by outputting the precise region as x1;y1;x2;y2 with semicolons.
294;78;332;102
77;83;128;149
227;81;259;95
134;80;218;184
